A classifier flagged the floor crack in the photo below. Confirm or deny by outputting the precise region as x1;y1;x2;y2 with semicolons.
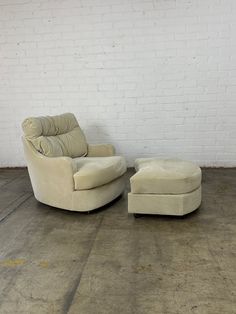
0;193;33;224
62;214;105;314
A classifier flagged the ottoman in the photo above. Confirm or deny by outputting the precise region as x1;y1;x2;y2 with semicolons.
128;158;202;216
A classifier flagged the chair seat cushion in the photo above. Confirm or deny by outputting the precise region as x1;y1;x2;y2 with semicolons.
73;156;127;190
131;158;202;195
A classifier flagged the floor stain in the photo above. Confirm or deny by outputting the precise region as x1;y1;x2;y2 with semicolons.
133;264;153;273
0;259;26;267
38;261;49;268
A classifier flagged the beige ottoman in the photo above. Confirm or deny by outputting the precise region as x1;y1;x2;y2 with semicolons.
128;158;202;216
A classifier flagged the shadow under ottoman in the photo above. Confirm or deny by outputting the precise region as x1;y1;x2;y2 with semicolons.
128;158;202;216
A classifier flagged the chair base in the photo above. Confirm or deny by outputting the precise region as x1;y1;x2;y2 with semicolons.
71;175;125;212
128;187;201;216
35;175;126;212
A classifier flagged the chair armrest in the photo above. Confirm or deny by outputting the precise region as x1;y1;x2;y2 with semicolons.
22;137;76;192
87;144;115;157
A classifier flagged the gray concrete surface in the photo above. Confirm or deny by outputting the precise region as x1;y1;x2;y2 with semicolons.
0;168;235;314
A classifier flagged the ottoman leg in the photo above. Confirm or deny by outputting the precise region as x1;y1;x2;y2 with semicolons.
134;213;141;218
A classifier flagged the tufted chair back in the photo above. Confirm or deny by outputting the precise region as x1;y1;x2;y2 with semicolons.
22;113;87;158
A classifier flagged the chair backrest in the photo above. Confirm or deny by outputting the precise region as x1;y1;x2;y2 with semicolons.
22;113;87;158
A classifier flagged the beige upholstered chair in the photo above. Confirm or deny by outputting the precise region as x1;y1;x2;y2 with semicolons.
22;113;126;212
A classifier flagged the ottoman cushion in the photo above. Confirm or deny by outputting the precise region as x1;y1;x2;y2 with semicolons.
131;158;201;195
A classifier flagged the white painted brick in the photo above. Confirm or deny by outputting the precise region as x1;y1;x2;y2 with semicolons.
0;0;235;167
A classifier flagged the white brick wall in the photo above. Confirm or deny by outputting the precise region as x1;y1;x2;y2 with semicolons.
0;0;236;167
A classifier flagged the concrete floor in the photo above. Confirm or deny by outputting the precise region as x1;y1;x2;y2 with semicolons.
0;168;236;314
